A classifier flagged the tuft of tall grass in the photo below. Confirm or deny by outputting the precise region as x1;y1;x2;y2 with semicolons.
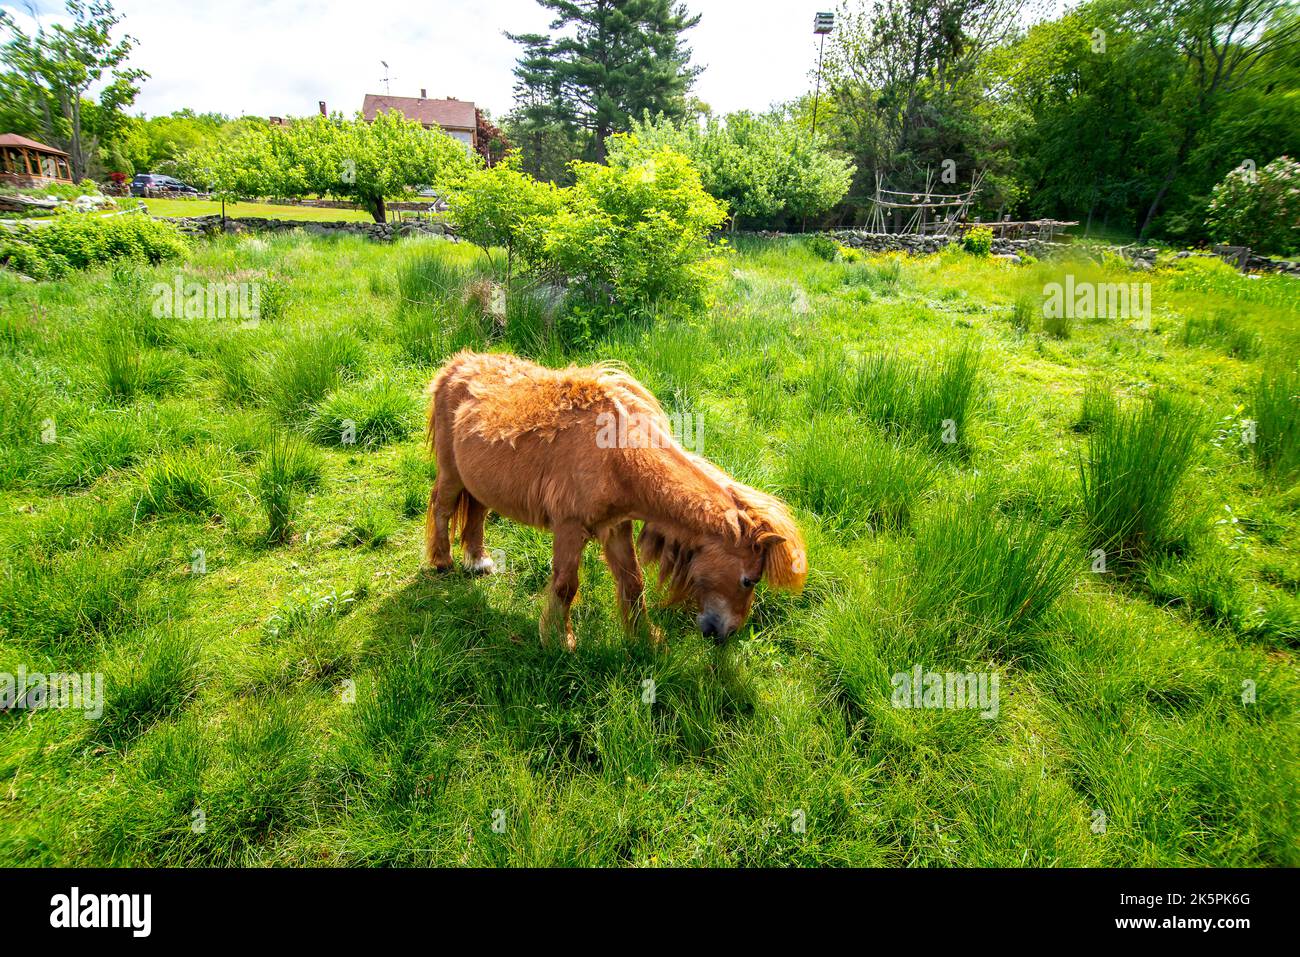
393;248;479;363
97;628;202;746
910;496;1078;644
849;341;981;451
1181;312;1260;359
1079;390;1203;565
263;329;365;422
135;447;230;519
256;432;322;544
342;500;397;548
40;413;153;489
786;419;935;531
1248;366;1299;479
1073;382;1111;434
307;376;419;448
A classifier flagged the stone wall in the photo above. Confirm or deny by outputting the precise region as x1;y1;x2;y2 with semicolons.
827;229;1063;261
814;230;1299;274
162;214;454;243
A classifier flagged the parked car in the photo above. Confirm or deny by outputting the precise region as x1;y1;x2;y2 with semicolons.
130;173;199;196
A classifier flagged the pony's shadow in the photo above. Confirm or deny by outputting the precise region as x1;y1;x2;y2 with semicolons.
364;570;758;762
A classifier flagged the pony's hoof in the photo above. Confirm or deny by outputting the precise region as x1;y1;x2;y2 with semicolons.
466;554;496;575
424;562;454;576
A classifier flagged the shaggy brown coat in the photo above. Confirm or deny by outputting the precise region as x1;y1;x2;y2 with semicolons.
425;351;806;649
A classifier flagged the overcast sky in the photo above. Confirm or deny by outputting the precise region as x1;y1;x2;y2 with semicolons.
3;0;855;120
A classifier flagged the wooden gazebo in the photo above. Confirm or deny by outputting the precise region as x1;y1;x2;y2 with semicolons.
0;134;73;188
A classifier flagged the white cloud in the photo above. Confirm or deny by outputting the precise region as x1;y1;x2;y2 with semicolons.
4;0;834;119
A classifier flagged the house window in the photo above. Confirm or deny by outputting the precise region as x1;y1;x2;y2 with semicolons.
41;154;57;177
56;158;70;180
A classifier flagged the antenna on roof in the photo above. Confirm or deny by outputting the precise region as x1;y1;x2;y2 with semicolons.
380;61;394;94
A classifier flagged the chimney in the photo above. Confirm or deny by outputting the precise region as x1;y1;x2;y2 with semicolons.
420;88;427;99
318;100;327;116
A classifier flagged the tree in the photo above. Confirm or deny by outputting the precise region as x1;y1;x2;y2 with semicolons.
197;111;478;223
448;152;562;286
0;0;147;180
627;111;856;229
822;0;1039;195
1129;0;1300;238
508;0;702;164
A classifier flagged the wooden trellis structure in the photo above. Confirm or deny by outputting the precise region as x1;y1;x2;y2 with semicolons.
864;167;986;236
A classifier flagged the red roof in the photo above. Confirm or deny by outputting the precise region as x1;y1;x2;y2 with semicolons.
361;94;476;131
0;133;69;156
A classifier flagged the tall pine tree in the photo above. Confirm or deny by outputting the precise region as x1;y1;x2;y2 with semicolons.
507;0;701;166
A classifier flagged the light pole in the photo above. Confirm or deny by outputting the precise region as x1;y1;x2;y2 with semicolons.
804;11;835;232
811;12;834;138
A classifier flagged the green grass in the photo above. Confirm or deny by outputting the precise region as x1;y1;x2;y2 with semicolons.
0;231;1296;867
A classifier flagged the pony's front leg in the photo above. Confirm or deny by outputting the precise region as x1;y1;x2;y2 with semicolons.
541;522;587;652
600;521;662;647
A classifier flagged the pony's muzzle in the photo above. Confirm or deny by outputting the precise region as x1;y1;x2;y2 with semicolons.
698;611;730;642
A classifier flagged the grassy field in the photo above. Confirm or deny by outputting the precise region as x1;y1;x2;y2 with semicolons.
0;231;1297;866
139;198;376;222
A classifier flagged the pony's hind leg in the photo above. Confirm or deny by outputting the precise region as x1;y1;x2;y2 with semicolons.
461;496;495;574
541;521;587;652
600;521;661;646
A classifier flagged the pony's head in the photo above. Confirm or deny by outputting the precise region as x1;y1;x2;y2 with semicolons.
639;485;806;642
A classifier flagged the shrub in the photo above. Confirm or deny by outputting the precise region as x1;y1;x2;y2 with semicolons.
962;225;993;257
1079;391;1203;565
0;214;188;279
1205;156;1299;257
448;153;561;285
524;139;728;313
805;235;840;262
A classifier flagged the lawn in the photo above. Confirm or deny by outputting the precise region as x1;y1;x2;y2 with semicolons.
139;197;377;222
0;232;1296;866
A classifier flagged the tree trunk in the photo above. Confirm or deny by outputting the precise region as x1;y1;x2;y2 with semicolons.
364;194;386;223
1138;127;1194;241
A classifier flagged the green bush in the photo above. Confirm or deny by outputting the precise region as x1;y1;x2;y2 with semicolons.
523;139;727;314
1205;156;1300;257
0;214;188;279
962;226;994;257
805;235;840;262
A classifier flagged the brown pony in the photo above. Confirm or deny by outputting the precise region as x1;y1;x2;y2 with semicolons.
425;351;806;650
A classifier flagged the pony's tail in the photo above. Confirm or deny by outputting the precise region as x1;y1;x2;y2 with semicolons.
447;489;471;545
